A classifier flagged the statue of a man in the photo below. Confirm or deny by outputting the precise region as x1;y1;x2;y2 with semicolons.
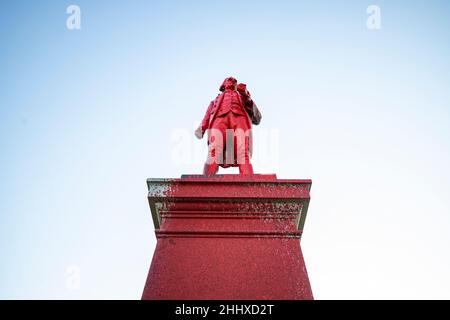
195;77;262;176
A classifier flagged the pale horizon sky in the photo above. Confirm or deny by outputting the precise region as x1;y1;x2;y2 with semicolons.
1;0;450;299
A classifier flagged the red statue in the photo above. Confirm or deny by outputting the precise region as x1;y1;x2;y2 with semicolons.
195;77;262;176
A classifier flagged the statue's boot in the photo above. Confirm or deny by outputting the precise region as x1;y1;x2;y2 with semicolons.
203;163;219;176
239;163;254;175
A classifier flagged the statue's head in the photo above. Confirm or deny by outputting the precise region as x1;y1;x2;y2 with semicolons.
219;77;237;92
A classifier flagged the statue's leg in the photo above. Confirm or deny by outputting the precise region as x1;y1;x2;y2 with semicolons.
204;117;227;176
237;129;254;175
232;115;253;175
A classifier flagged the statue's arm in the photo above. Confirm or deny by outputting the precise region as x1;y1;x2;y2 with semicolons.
237;83;262;125
195;100;214;139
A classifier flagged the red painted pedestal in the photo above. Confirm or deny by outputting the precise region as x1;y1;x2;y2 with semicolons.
142;174;313;300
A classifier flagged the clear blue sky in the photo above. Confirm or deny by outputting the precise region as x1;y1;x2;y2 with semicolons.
1;0;450;299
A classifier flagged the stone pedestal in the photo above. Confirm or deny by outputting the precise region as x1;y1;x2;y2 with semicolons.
142;174;313;300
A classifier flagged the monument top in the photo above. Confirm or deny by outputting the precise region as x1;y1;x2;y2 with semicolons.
146;174;312;233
